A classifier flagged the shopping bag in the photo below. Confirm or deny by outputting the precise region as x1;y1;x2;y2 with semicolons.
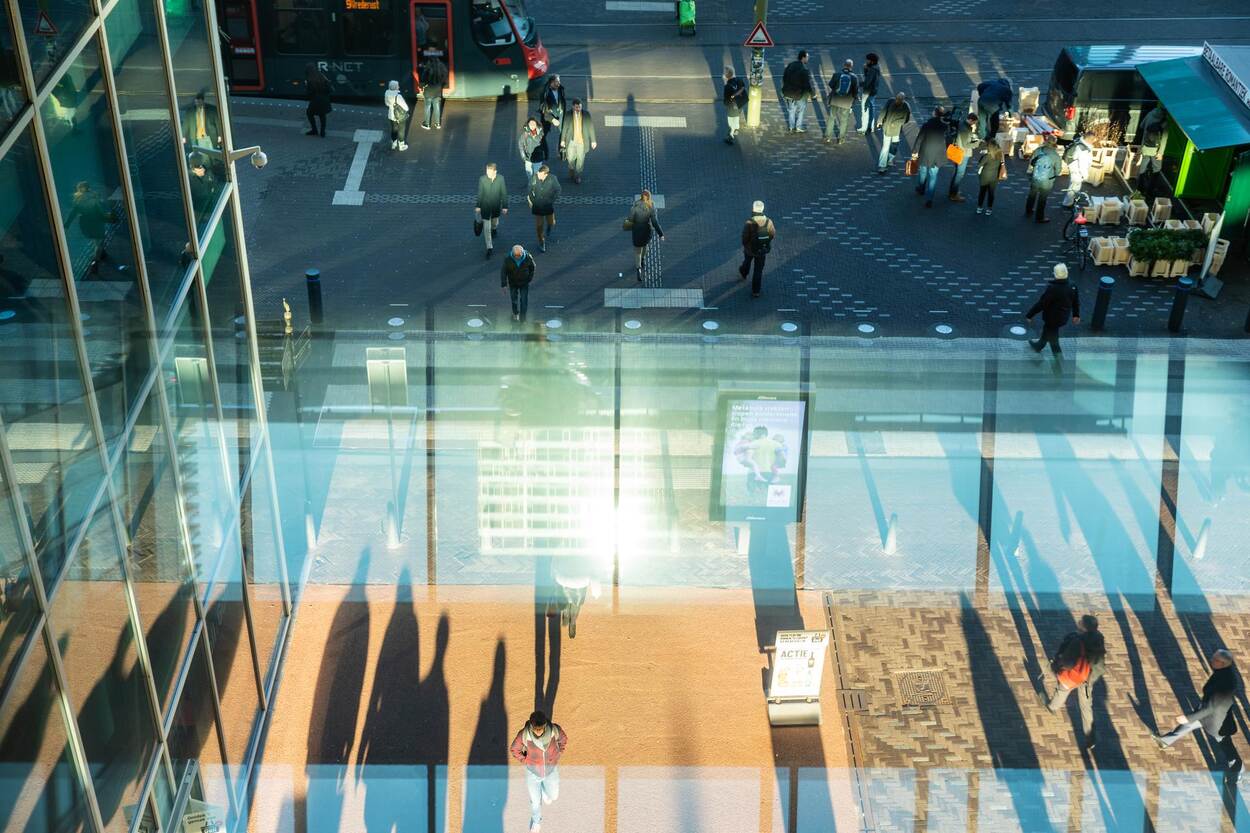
946;144;964;165
474;216;483;236
904;158;919;177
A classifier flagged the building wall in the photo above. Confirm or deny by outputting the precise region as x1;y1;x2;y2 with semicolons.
0;1;289;831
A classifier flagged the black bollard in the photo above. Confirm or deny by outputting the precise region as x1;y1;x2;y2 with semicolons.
1091;275;1114;331
305;268;323;325
1167;276;1194;334
1245;303;1250;334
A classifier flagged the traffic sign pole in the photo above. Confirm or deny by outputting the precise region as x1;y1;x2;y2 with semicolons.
746;0;768;129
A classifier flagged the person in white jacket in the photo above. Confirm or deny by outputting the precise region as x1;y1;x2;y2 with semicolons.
384;80;409;151
1062;133;1093;207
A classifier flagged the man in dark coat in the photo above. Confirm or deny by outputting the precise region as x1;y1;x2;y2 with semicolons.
180;90;221;151
538;75;567;141
1153;649;1242;778
1026;263;1080;355
722;67;748;145
527;164;561;252
475;162;509;258
859;52;881;133
911;106;949;207
419;55;448;130
187;153;219;224
500;244;536;322
976;77;1012;139
304;63;332;137
780;50;817;133
738;200;777;298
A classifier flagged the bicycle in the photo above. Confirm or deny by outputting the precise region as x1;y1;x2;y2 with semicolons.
1059;191;1093;272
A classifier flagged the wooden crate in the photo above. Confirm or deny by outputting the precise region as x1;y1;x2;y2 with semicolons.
1201;212;1221;235
1151;198;1172;224
1128;256;1151;277
1090;237;1114;265
1128;199;1149;225
1112;237;1130;265
1099;199;1122;225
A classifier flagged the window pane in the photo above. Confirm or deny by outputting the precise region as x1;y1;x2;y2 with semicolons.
274;1;328;55
202;207;257;488
343;0;393;56
0;127;109;591
40;36;153;452
0;4;26;138
163;287;233;592
15;0;94;89
112;387;196;716
47;504;160;833
0;638;91;833
0;462;40;693
168;633;232;815
240;445;285;691
105;0;196;323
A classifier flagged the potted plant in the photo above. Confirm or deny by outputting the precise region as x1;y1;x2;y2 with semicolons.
1127;228;1207;278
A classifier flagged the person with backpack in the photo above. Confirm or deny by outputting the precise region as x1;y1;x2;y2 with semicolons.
781;50;817;133
1040;615;1106;750
1024;133;1063;223
1153;649;1243;777
824;59;859;146
738;200;777;298
383;80;410;151
722;66;748;145
877;92;911;173
1061;132;1094;207
946;112;979;202
859;53;881;133
418;54;448;130
1025;263;1079;356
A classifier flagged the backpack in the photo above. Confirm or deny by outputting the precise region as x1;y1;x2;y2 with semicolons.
751;219;773;255
835;72;854;98
1031;148;1059;181
1055;639;1091;689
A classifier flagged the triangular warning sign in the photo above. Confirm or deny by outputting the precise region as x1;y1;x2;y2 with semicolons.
743;21;774;48
34;11;58;37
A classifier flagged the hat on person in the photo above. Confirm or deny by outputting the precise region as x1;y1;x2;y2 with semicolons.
1053;263;1069;280
752;200;765;213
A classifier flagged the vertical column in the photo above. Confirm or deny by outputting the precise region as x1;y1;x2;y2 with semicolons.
974;356;999;609
1155;350;1185;597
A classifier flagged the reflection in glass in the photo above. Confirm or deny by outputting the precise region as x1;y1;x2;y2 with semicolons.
15;0;93;88
112;387;196;715
163;286;232;591
203;208;258;487
47;504;159;832
0;636;91;833
40;36;153;452
165;0;226;236
105;0;196;323
0;4;26;137
167;634;232;817
0;128;109;591
0;463;39;707
240;446;286;690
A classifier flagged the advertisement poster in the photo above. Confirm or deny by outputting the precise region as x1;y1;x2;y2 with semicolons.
718;396;807;514
769;630;829;699
182;799;225;833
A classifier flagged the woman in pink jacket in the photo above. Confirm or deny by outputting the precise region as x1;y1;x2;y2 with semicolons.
510;710;569;832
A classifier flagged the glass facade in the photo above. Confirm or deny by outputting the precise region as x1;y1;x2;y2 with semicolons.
0;2;288;832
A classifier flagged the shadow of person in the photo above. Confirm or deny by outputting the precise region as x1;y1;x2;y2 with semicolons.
534;556;561;714
464;639;509;833
413;613;450;832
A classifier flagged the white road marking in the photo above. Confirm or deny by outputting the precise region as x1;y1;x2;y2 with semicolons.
604;288;704;308
333;129;384;206
604;1;674;10
604;115;688;128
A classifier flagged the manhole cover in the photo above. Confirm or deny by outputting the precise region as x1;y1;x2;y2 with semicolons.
896;669;948;706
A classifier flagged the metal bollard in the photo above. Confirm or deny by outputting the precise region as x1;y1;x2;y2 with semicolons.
1167;276;1195;334
305;268;323;324
1091;275;1114;331
1245;304;1250;334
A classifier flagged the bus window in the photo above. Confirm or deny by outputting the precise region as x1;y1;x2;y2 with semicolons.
414;4;450;63
275;0;329;55
471;0;515;46
344;0;395;55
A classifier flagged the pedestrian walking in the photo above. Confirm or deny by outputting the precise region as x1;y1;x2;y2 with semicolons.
187;154;218;223
67;181;119;275
180;90;221;152
304;62;332;137
527;165;561;252
384;81;409;151
947;112;979;202
559;99;596;184
722;67;748;145
1039;615;1106;751
1153;650;1243;777
519;117;548;183
500;244;536;322
976;139;1005;215
877;93;911;173
475;162;509;259
510;710;568;833
824;59;859;145
419;54;448;130
738;200;776;298
781;50;817;133
626;190;664;282
911;106;948;207
1025;263;1080;356
1025;134;1063;223
859;53;881;132
538;75;567;141
1139;105;1168;176
1061;132;1094;207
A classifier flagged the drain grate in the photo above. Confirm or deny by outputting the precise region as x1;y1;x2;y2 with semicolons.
838;689;871;712
896;669;949;706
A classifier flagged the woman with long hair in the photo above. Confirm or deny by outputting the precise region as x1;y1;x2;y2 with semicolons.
626;189;664;282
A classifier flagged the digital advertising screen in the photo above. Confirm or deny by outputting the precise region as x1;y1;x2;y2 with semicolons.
710;393;810;522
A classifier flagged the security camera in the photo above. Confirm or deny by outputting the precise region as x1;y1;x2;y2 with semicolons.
251;150;268;169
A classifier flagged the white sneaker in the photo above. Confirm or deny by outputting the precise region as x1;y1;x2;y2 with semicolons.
542;792;554;805
976;207;983;214
391;140;398;150
530;825;541;833
398;142;408;151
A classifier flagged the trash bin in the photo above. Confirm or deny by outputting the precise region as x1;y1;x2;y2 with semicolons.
677;0;695;35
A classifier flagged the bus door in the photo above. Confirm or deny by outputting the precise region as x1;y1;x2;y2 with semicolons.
219;0;264;90
412;1;454;95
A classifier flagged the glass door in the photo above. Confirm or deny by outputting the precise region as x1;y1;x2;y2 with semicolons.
411;1;453;95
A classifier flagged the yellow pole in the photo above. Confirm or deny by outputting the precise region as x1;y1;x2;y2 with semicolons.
745;0;767;129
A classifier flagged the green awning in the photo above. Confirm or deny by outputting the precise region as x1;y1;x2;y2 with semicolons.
1139;55;1250;151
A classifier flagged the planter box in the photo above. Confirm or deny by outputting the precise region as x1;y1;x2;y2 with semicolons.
1128;200;1149;225
1150;259;1172;277
1086;166;1106;187
1090;237;1114;265
1151;198;1172;224
1182;219;1202;232
1120;145;1141;178
1019;86;1041;113
1202;212;1221;235
1163;218;1184;231
995;132;1014;155
1099;199;1122;225
1211;253;1226;275
1112;237;1130;265
1169;259;1190;278
1128;256;1151;277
